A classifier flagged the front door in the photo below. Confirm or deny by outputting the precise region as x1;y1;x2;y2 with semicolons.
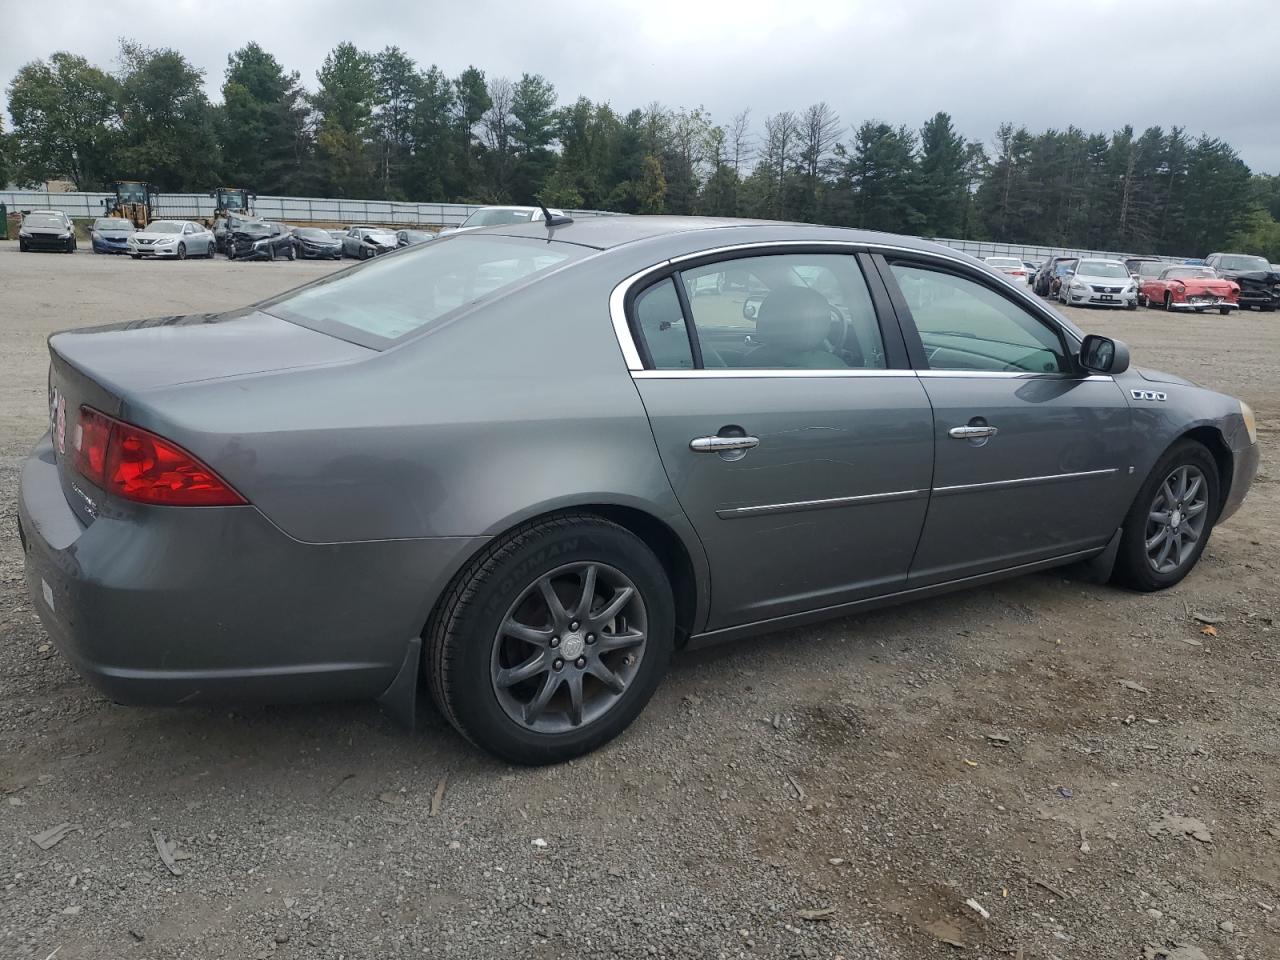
878;256;1133;586
627;251;935;630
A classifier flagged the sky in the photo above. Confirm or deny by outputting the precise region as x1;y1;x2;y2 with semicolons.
2;0;1279;174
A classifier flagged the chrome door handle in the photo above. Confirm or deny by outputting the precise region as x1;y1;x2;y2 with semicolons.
690;436;760;453
949;425;998;439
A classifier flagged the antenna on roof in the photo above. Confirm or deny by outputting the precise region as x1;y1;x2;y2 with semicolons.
538;201;574;228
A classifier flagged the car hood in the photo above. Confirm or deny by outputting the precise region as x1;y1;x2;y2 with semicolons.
23;225;70;234
1136;367;1195;387
299;235;341;244
362;233;398;245
1219;269;1278;282
133;231;184;241
94;230;134;239
1074;274;1132;284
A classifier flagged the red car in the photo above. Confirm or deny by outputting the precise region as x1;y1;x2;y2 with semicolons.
1140;266;1239;314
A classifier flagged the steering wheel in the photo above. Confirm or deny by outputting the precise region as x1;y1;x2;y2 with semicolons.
827;306;866;367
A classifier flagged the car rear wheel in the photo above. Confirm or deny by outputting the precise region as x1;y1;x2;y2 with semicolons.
426;514;674;764
1113;439;1219;592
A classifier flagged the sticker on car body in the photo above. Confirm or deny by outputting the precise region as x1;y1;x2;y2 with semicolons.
41;578;55;611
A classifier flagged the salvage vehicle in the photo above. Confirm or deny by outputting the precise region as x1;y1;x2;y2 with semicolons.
342;225;399;259
1057;258;1138;309
1202;253;1280;312
397;229;434;247
983;256;1028;281
1033;256;1077;297
226;220;295;261
90;217;136;255
1140;266;1238;315
1124;257;1167;304
18;210;76;252
127;220;216;260
440;205;566;236
290;226;343;260
17;217;1258;764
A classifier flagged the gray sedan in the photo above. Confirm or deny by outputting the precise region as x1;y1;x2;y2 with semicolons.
17;217;1259;763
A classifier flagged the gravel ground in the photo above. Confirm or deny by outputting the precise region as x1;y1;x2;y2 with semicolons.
1;243;1278;960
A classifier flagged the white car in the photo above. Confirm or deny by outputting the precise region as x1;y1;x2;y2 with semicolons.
1058;258;1138;310
983;256;1029;282
127;220;216;260
439;205;566;236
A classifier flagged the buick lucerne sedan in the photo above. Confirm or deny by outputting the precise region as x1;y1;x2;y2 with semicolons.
17;217;1259;763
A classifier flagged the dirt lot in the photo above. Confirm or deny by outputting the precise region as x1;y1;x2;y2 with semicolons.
1;243;1278;960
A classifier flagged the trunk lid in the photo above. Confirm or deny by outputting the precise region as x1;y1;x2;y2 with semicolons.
47;310;372;524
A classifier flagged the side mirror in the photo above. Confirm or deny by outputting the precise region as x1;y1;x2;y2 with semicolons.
1079;334;1130;375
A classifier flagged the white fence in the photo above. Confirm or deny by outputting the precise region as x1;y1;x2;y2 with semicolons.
2;189;1189;261
0;191;615;228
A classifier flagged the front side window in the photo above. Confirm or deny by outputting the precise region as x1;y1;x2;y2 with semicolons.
264;235;584;347
890;263;1068;374
676;254;887;370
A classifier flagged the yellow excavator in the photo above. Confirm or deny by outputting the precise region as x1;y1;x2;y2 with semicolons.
102;181;159;228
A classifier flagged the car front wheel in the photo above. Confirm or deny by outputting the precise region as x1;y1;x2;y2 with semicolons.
1113;439;1219;592
427;514;674;764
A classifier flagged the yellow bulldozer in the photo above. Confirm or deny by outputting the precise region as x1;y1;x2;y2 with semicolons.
103;180;159;228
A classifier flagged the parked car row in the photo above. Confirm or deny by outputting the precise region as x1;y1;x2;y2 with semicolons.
17;210;443;263
996;250;1280;315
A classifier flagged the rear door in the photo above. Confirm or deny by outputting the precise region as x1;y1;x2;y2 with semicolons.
623;249;935;631
875;253;1133;585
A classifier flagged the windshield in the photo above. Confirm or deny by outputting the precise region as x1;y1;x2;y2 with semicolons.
295;228;331;240
1216;255;1270;272
264;236;585;347
1163;267;1216;280
461;208;536;228
94;218;133;231
147;221;184;234
236;222;270;236
117;183;148;203
23;214;66;228
1077;260;1129;279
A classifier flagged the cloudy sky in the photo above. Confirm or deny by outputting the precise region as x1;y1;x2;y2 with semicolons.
3;0;1278;173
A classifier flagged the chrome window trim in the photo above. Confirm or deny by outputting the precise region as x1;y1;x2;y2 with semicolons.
607;238;1084;376
931;467;1118;496
633;368;915;380
716;488;928;519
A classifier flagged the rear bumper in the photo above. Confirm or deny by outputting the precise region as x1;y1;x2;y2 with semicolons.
17;434;484;706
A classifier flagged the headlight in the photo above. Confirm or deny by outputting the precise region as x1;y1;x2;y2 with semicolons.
1240;400;1257;445
19;230;30;238
1124;284;1136;294
1070;281;1087;291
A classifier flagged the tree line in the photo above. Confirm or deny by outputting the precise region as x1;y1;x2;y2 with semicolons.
3;40;1278;259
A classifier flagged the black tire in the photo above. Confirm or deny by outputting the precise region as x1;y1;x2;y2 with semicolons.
1126;301;1137;311
1220;307;1231;316
1165;293;1174;312
426;513;674;764
286;243;295;261
1138;294;1147;307
177;242;186;261
19;239;28;252
130;253;141;260
226;245;236;261
1112;439;1220;592
267;245;275;262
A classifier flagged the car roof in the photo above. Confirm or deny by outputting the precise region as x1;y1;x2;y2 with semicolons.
480;215;995;257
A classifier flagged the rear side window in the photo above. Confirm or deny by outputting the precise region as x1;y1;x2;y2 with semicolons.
263;236;584;347
890;263;1068;374
633;279;695;369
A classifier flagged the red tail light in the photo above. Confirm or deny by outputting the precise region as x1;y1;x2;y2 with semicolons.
73;406;246;506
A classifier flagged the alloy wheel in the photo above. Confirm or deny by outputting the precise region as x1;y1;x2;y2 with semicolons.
1145;464;1208;574
490;561;647;734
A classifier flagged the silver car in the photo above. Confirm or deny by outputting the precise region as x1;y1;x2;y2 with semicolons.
127;220;216;260
1058;258;1139;309
17;217;1258;763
